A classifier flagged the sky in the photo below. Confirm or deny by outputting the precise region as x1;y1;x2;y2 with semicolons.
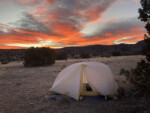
0;0;146;49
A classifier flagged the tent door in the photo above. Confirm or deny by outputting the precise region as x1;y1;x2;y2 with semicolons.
78;64;99;99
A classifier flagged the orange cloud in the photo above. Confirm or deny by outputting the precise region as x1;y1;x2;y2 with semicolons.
0;24;145;49
44;0;53;4
0;0;145;49
0;45;25;49
30;7;47;15
103;33;113;37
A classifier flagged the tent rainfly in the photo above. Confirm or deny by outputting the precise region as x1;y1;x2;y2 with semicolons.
50;62;118;100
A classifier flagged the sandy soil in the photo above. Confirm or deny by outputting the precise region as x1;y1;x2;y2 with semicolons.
0;55;147;113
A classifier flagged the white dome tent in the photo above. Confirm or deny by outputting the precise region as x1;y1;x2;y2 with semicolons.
50;62;118;100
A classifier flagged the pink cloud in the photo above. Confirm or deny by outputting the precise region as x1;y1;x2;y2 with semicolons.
15;0;42;6
132;0;139;3
30;7;47;15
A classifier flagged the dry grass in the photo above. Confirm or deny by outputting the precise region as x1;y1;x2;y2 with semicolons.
0;55;150;113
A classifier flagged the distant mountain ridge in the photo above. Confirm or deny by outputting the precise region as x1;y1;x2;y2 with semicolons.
57;40;145;56
0;40;146;61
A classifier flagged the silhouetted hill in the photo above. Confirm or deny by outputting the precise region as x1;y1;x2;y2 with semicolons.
57;40;145;57
0;40;145;62
0;49;25;62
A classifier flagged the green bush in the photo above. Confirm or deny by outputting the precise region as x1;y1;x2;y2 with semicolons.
24;47;56;67
120;60;150;96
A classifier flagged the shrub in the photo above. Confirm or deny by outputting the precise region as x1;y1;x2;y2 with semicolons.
120;60;150;96
56;52;67;60
105;54;111;58
101;54;111;58
24;47;56;67
80;52;90;58
111;51;121;56
1;60;9;64
117;87;125;98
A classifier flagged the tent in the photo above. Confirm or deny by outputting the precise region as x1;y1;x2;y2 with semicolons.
50;62;118;100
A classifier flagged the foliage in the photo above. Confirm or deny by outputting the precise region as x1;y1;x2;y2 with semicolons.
86;83;92;91
117;87;125;98
138;0;150;20
105;54;111;58
24;47;56;67
0;49;25;62
138;0;150;33
1;60;9;64
56;52;67;60
120;60;150;95
144;34;150;51
139;0;150;62
111;51;121;56
119;0;150;97
100;54;111;58
80;52;90;58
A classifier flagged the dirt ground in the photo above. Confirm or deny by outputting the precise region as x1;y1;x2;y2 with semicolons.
0;55;149;113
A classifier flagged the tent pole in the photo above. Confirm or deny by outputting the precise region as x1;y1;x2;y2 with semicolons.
77;64;86;101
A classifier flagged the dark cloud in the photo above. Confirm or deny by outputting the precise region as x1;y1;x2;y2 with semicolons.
46;0;117;29
0;23;45;38
13;13;60;36
14;0;117;36
85;17;145;38
16;13;49;33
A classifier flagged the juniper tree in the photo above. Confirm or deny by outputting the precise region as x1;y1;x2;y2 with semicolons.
138;0;150;61
119;0;150;97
